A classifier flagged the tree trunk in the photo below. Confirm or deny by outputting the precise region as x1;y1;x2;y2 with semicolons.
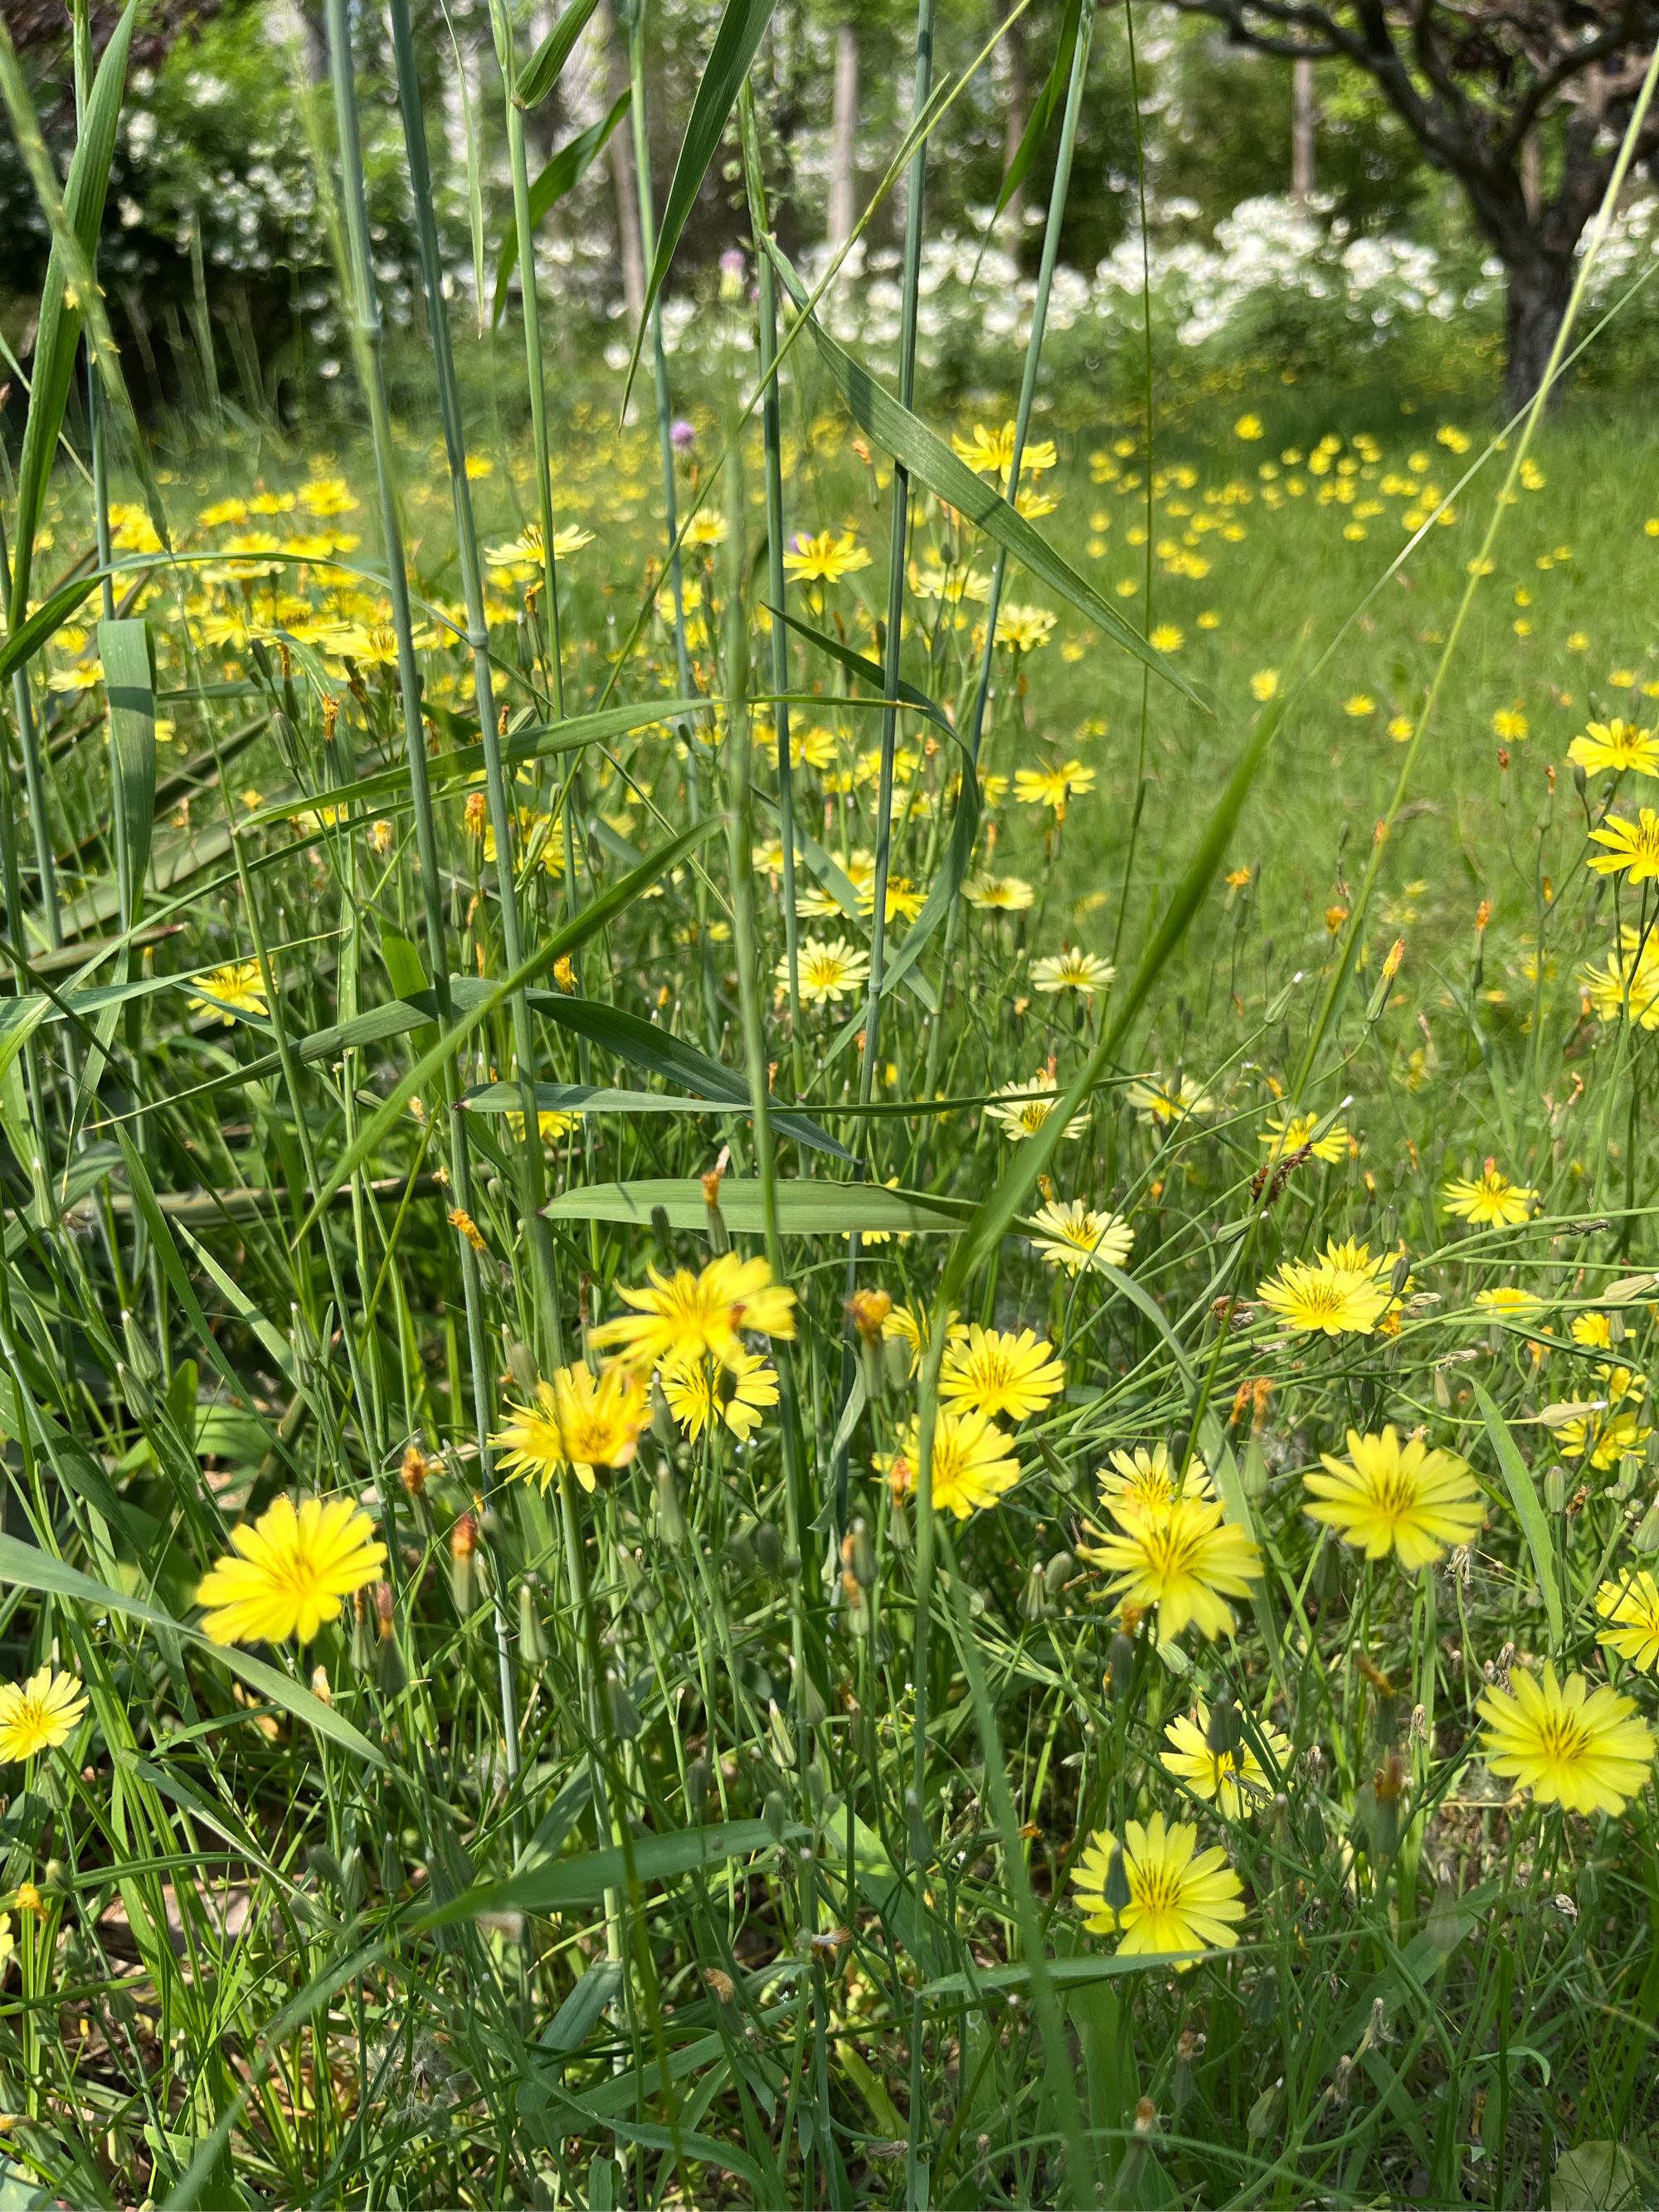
1002;6;1029;229
600;0;645;323
828;21;859;246
1292;58;1316;203
1504;248;1574;411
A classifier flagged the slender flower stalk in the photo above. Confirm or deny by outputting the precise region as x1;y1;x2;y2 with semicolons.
620;0;718;1043
718;338;830;2182
921;0;1094;1119
853;0;937;1101
489;0;576;879
836;0;938;1532
321;0;513;1753
739;87;805;1090
387;0;561;1361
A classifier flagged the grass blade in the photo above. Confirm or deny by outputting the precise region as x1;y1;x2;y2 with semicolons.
491;91;632;326
766;240;1207;708
1475;1380;1564;1654
626;0;779;396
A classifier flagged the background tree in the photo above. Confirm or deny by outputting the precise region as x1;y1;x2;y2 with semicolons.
1158;0;1659;405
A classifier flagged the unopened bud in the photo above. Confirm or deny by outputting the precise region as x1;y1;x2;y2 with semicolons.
1104;1845;1131;1916
844;1519;877;1588
1044;1549;1075;1597
1106;1631;1136;1705
604;1672;642;1740
654;1462;686;1547
351;1589;376;1675
450;1511;479;1618
847;1288;893;1345
762;1788;790;1842
502;1334;538;1398
518;1575;549;1666
1020;1563;1048;1621
1247;2080;1282;2138
1544;1463;1568;1513
703;1157;730;1254
755;1521;785;1580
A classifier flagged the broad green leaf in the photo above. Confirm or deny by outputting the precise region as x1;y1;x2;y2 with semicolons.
942;691;1284;1298
515;0;599;106
628;0;779;391
1475;1380;1564;1652
544;1177;966;1235
296;819;718;1240
99;620;158;930
0;1534;385;1768
493;90;632;325
766;241;1207;710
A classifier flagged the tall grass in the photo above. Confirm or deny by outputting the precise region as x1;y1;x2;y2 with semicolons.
2;3;1659;2208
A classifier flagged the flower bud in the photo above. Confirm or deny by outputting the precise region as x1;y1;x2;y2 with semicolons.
518;1575;549;1667
121;1308;160;1387
1634;1496;1659;1552
351;1589;377;1676
620;1548;659;1615
1242;1435;1268;1500
1247;2080;1282;2139
1544;1463;1568;1513
1103;1845;1131;1916
795;1664;827;1729
845;1519;877;1589
703;1160;730;1255
372;1581;406;1694
502;1334;538;1398
1020;1563;1049;1621
604;1672;642;1740
762;1787;790;1842
768;1698;796;1769
1105;1631;1136;1704
1044;1549;1075;1598
310;1665;333;1707
847;1289;893;1345
887;1495;912;1553
653;1462;687;1548
755;1521;785;1580
450;1511;479;1618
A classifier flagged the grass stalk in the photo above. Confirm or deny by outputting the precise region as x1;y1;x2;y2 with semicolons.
322;0;520;1777
389;0;562;1364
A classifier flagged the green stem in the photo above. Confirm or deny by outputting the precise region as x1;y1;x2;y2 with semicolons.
323;0;518;1777
738;88;805;1093
388;0;562;1367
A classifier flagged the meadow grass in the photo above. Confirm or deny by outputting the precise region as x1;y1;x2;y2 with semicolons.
7;7;1659;2208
